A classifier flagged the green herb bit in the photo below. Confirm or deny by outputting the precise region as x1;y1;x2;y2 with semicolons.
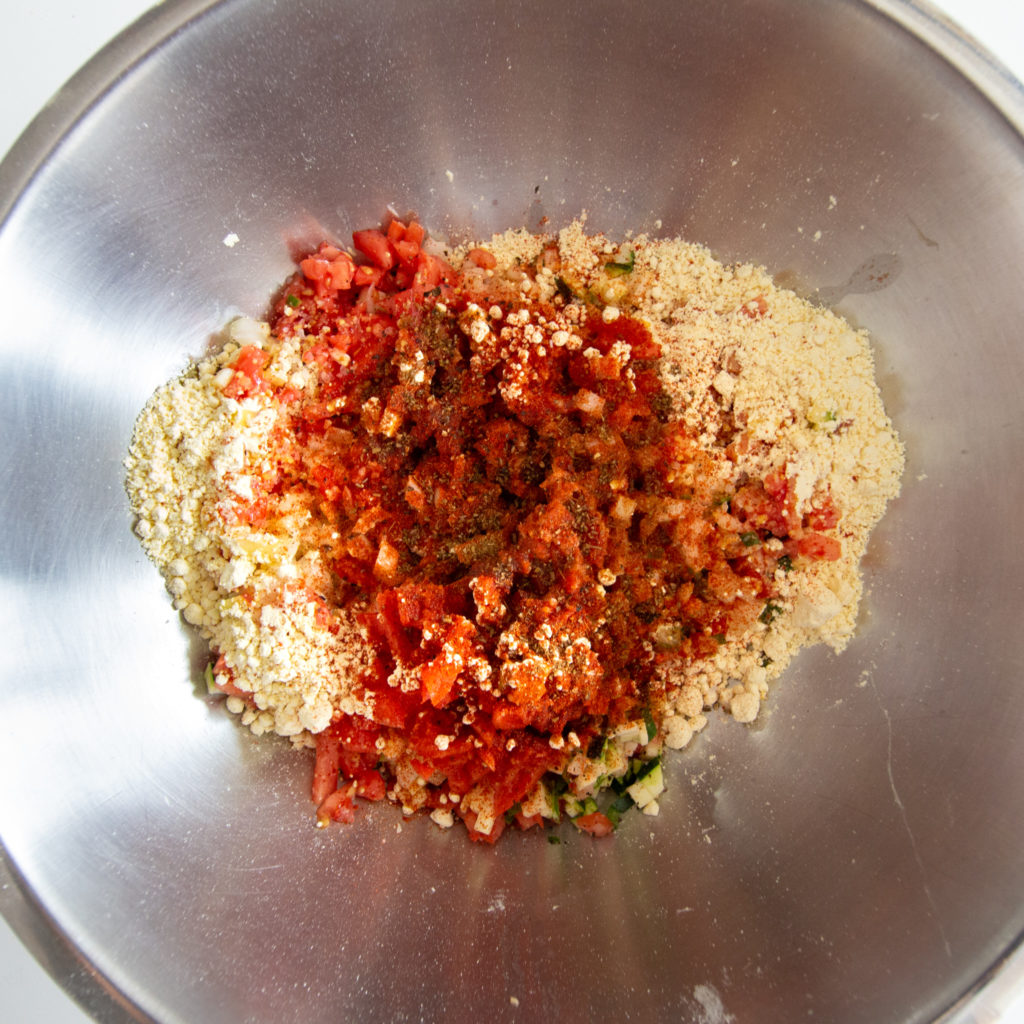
546;773;569;796
739;531;760;547
606;791;634;827
285;294;300;308
547;835;562;845
632;757;660;784
504;801;523;824
562;795;584;818
546;790;562;823
203;662;218;694
610;792;635;814
777;553;794;572
759;600;783;625
714;632;727;645
643;707;658;741
604;250;635;277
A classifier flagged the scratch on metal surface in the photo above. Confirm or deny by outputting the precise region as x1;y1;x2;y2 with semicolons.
871;680;953;961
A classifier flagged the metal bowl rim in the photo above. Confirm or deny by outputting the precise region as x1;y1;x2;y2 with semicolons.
1;1;1022;1021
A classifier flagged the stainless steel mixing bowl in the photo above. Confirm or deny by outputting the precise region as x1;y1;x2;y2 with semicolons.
2;2;1023;1021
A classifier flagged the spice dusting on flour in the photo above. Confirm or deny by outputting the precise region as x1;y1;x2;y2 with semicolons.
125;215;903;842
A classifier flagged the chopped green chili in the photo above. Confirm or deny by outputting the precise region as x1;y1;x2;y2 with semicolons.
604;250;635;276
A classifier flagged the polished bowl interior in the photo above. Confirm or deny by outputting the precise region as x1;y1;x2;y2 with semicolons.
2;2;1024;1022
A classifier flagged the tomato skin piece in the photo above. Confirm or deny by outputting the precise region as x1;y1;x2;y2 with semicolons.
404;220;426;246
764;470;788;499
316;785;356;826
411;251;454;293
331;713;381;753
419;616;478;707
467;247;497;270
742;295;769;318
386;218;407;244
375;591;417;662
338;750;376;776
392;238;420;266
353;769;386;801
514;811;545;831
352;229;395;270
807;497;840;531
300;245;356;295
574;811;615;837
461;808;506;844
312;732;342;804
367;686;420;728
421;655;460;707
492;702;532;731
210;654;256;704
222;345;270;400
353;264;385;287
790;532;842;561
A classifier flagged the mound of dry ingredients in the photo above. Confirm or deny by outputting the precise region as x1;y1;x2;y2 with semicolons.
125;217;903;842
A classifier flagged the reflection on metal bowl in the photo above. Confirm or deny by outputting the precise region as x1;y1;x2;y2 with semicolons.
2;1;1023;1022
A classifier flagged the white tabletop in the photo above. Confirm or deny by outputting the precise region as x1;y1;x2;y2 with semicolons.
2;2;1024;1022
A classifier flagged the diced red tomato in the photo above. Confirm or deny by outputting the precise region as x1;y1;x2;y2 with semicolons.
353;264;385;287
222;345;270;400
460;808;506;844
393;238;420;266
331;713;381;753
807;497;840;531
316;785;356;826
404;221;426;246
742;294;768;318
353;769;386;801
573;812;615;837
312;732;342;804
789;532;842;561
491;702;532;731
210;654;255;704
338;750;376;776
367;685;420;728
514;811;545;830
375;591;417;662
421;656;460;707
411;252;452;293
352;229;395;270
467;247;497;270
419;616;477;707
300;244;356;296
